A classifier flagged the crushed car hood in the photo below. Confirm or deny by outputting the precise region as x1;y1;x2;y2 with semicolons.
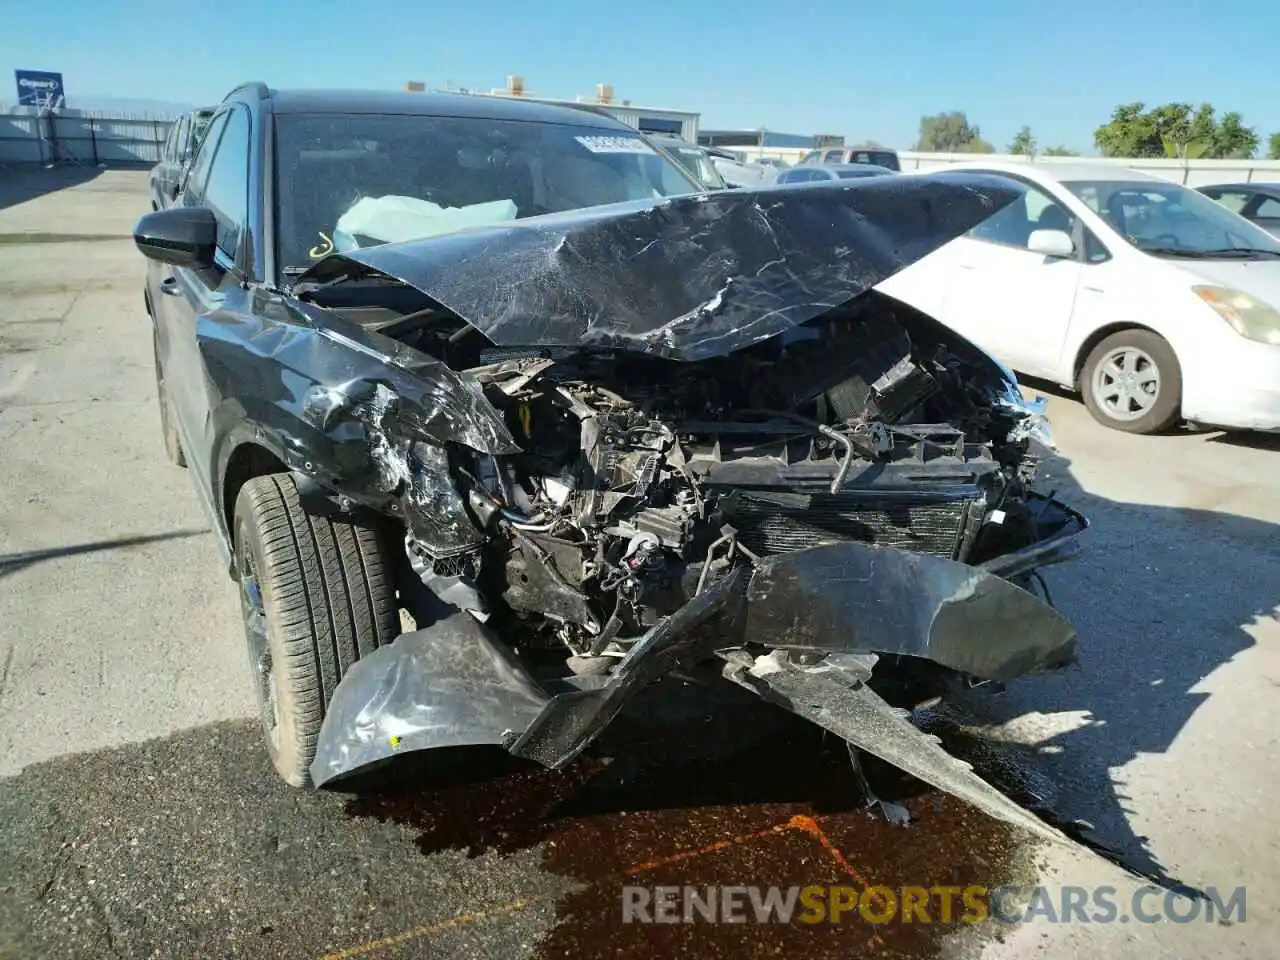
296;173;1024;362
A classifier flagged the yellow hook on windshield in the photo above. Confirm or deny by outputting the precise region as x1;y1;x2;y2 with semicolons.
309;231;334;259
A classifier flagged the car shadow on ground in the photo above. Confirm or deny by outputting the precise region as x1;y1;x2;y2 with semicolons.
337;442;1278;901
0;165;105;213
0;529;209;580
1208;430;1280;451
940;444;1278;891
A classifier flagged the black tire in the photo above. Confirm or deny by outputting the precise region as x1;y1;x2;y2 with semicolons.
152;329;186;467
233;474;399;787
1079;329;1182;434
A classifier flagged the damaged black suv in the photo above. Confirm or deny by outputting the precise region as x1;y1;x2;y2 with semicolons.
135;84;1086;836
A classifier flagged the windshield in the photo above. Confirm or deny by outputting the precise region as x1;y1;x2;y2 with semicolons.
666;144;727;189
274;113;703;270
1063;179;1280;258
849;150;900;171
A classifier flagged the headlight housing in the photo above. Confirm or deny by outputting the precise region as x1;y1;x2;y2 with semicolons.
1192;285;1280;345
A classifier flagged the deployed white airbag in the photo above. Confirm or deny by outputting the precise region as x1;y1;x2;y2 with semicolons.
332;195;518;250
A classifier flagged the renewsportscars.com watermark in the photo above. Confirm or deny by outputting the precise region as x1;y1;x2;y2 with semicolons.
621;884;1246;926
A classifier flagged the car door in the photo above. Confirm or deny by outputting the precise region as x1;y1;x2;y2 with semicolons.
152;105;251;505
932;177;1087;379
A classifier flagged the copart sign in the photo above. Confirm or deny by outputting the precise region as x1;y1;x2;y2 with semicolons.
15;70;64;108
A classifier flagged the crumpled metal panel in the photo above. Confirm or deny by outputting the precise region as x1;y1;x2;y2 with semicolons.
196;298;521;557
200;299;518;460
295;173;1025;362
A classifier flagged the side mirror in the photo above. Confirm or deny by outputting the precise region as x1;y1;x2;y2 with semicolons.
134;206;217;269
1027;229;1075;258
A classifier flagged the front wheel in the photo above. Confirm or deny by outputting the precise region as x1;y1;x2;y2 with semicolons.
233;474;400;787
1080;329;1182;434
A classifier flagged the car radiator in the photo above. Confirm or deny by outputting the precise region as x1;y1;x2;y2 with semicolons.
729;491;973;560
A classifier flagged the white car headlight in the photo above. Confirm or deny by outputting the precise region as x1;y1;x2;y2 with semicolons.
1192;285;1280;345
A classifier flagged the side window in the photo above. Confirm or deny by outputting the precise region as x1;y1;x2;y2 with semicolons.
1208;190;1251;214
1073;185;1101;213
968;181;1077;251
185;111;229;201
201;107;251;259
162;122;178;162
823;149;843;163
1255;197;1280;218
1082;229;1110;264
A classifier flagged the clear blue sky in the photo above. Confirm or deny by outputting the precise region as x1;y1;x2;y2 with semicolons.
2;0;1277;155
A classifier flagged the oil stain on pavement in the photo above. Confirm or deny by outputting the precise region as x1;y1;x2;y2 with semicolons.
0;682;1038;959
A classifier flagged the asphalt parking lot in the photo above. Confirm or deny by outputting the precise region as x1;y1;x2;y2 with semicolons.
1;168;1277;960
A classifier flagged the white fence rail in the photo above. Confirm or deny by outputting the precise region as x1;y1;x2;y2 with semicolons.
727;145;1280;186
896;152;1280;186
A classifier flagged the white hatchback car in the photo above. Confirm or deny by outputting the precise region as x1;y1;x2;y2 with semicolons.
877;161;1280;434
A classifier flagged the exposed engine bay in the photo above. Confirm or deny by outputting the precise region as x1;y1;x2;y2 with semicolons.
377;292;1057;675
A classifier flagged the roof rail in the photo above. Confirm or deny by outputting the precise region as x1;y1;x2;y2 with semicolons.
223;81;270;102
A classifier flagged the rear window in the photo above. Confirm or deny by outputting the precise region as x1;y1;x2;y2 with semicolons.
849;150;900;171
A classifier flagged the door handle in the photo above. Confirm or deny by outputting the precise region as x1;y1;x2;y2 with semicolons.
160;276;182;297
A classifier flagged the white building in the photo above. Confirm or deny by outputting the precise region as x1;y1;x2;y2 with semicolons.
453;76;700;143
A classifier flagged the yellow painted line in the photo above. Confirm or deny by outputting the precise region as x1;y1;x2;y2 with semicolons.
318;899;532;960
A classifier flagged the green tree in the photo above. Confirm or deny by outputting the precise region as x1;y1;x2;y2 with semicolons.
1042;146;1079;156
916;111;993;153
1214;112;1259;158
1095;102;1258;159
1094;103;1158;157
1269;132;1280;160
1008;126;1036;155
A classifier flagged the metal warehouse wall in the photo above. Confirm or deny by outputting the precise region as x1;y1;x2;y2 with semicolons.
600;106;698;142
0;106;176;166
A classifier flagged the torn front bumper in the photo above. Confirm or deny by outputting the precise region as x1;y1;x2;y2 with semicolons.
310;504;1085;788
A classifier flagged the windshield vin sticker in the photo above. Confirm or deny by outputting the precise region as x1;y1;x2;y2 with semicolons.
574;135;657;155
